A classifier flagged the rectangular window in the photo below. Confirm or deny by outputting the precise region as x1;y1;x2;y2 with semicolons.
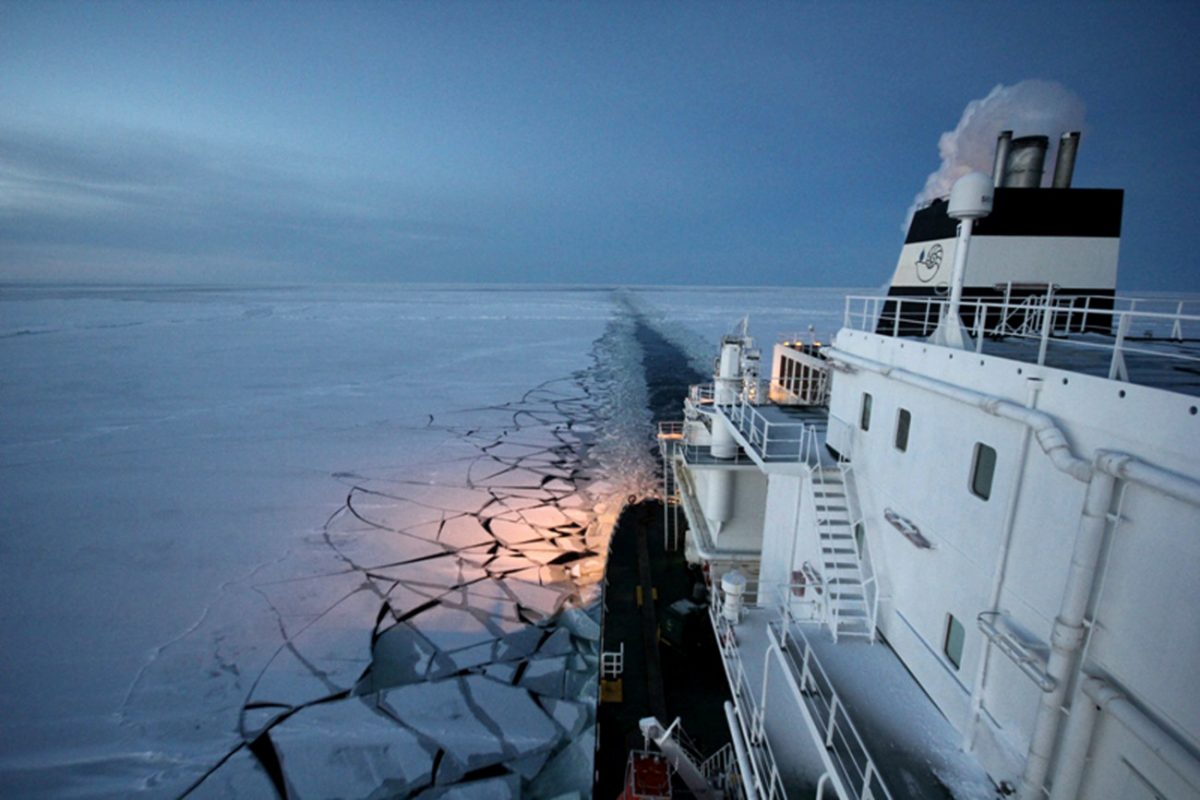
944;614;965;670
860;393;873;431
895;408;911;452
971;442;997;500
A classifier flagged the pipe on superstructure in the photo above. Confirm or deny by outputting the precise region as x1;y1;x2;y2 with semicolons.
1023;453;1200;796
1049;677;1200;799
824;345;1200;798
724;701;760;800
966;378;1044;750
707;470;735;532
823;348;1092;481
1048;677;1101;800
1095;449;1200;507
1019;468;1116;797
711;340;742;460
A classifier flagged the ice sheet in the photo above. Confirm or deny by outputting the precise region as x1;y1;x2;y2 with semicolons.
0;283;850;796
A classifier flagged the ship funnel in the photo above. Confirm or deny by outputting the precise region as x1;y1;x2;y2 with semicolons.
1003;135;1050;187
1052;131;1081;188
992;130;1013;188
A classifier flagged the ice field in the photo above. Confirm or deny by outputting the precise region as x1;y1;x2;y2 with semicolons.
0;284;851;797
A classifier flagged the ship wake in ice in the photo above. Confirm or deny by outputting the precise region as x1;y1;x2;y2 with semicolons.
118;311;660;798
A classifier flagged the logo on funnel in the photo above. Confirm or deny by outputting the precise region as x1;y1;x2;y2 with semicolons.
916;243;944;283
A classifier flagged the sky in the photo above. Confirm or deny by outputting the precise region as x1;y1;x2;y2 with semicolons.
1;1;1198;289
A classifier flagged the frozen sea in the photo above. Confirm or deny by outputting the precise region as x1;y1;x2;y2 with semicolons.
0;283;852;798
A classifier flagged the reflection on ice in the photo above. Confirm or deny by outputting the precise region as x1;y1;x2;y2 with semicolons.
177;313;661;796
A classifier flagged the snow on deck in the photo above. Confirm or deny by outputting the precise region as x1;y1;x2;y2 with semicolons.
723;606;994;799
793;622;996;799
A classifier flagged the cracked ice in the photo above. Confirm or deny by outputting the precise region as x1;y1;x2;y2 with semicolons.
0;285;678;798
173;323;659;798
1;284;833;797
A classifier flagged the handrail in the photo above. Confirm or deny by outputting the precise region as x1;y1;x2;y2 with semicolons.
708;580;891;799
726;394;817;463
841;293;1200;386
660;418;756;466
838;461;878;643
657;420;685;439
803;440;841;641
708;588;788;799
769;619;894;800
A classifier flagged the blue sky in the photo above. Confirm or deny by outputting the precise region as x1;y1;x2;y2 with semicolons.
1;1;1198;289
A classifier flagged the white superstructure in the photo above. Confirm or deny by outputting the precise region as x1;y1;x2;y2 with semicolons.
659;132;1200;800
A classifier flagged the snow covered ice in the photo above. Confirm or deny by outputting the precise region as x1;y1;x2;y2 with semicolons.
0;283;847;797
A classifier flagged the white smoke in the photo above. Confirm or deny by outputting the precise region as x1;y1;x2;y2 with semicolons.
906;80;1087;226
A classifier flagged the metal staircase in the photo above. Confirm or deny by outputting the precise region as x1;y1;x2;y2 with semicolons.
811;466;873;642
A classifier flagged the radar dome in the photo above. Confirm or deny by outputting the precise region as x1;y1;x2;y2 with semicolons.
948;172;994;220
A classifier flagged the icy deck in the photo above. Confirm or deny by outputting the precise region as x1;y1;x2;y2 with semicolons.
722;606;995;799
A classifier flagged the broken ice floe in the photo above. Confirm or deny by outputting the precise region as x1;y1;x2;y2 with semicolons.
178;315;660;797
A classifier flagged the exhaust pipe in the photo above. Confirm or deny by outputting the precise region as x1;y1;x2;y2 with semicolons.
1052;131;1081;188
992;130;1013;188
1003;135;1050;188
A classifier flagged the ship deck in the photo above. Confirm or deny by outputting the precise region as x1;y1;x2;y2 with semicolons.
722;605;995;799
843;293;1200;397
978;334;1200;396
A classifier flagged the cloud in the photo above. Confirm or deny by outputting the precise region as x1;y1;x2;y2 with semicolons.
0;122;474;282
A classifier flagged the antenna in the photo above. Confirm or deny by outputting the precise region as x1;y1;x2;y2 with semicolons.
931;172;993;349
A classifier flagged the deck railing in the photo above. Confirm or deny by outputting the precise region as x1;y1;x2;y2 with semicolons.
707;579;893;800
727;394;821;463
842;292;1200;383
708;582;788;799
839;460;879;644
768;619;894;800
659;418;757;466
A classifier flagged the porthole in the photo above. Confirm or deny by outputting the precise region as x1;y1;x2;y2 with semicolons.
970;443;997;501
895;409;911;452
944;615;965;670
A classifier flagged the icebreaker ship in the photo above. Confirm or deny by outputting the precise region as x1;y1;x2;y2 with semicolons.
655;130;1200;799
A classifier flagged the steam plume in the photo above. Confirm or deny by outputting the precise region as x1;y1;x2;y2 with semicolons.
906;80;1086;226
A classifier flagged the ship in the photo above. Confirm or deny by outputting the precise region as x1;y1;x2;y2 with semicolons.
608;129;1200;799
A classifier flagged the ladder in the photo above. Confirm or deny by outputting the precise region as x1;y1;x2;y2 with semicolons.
811;467;873;641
